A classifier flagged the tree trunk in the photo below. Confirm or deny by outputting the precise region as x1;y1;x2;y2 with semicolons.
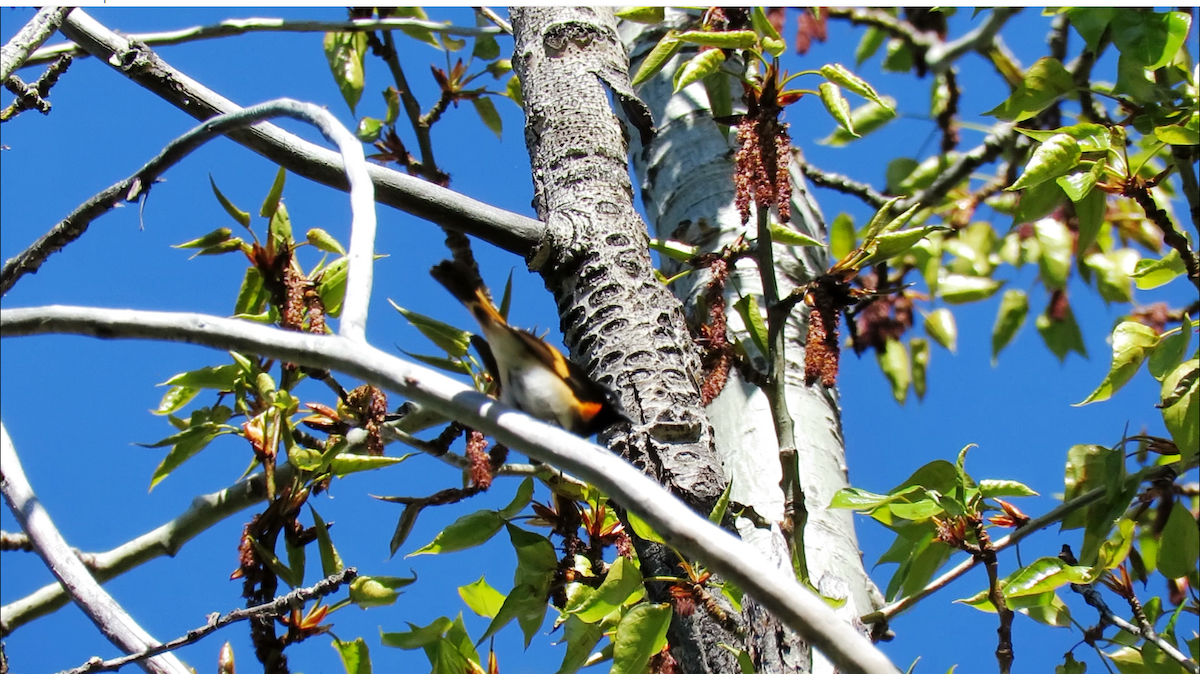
618;11;885;673
510;7;752;673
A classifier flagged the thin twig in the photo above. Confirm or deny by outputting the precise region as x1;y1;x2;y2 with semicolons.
798;159;889;208
2;465;293;636
1;423;189;674
900;124;1017;213
22;17;501;70
56;9;542;256
1;53;72;122
972;518;1013;674
925;8;1019;75
60;568;358;674
474;7;513;35
825;8;935;53
0;7;72;80
2;100;377;344
379;30;441;178
1066;573;1199;673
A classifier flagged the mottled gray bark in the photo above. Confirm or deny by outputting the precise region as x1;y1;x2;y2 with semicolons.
618;11;885;674
510;7;745;673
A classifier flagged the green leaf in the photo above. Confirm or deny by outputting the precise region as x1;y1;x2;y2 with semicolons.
381;616;451;650
389;8;441;50
923;308;957;353
673;48;725;93
1132;249;1188;289
882;39;913;73
1155;122;1200;146
329;452;413;478
332;637;371;674
1036;301;1088;362
768;223;823;247
1057;652;1087;674
819;98;897;146
209;176;251;229
470;97;503;139
1034;218;1073;291
1061;444;1122;530
1004;557;1094;597
615;7;665;24
1158;501;1200;578
675;30;757;49
1109;9;1192;69
855;27;886;66
993;292;1030;362
1066;8;1114;52
861;225;947;268
355;117;383;142
505;74;524;108
268;202;292;249
472;33;500;61
709;479;733;524
939;274;1003;305
409;510;505;556
306;228;346;255
163;364;243;390
1083;248;1138;303
349;574;414;608
317;257;349;318
174;227;234;250
235;267;267;316
556;615;606;674
499;477;535;519
1009;134;1082;192
750;7;784;43
1161;359;1199;464
985;57;1074;122
732;294;770;361
1148;317;1192;381
625;509;665;544
648;238;698;262
877;339;911;405
324;31;368;114
911;337;929;401
148;426;223;489
1014;123;1112;153
702;71;733;123
819;82;857;138
478;583;543;646
1014;179;1065;225
1055;159;1105;202
390;300;473;357
611;603;671;674
310;506;343;577
631;32;681;88
830;213;856;262
979;479;1038;498
458;576;506;619
820;63;891;110
154;386;200;415
389;503;423;557
568;556;643;623
383;87;400;125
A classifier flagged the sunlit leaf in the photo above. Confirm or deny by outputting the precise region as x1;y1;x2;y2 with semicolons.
985;57;1074;122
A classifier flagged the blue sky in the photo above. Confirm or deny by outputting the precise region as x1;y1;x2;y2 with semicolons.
2;7;1196;674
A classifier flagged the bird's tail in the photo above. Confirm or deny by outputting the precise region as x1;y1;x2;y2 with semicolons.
430;260;505;329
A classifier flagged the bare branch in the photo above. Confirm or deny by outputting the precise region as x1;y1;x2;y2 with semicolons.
474;7;513;35
1;7;72;80
1;304;900;674
22;16;501;70
0;423;189;674
924;8;1020;75
2;465;292;635
59;568;358;674
56;9;542;256
797;157;889;208
2;100;378;342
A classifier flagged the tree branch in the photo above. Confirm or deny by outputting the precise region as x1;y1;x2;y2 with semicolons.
1066;580;1199;673
2;99;378;344
56;9;542;256
0;7;72;80
1;304;900;674
21;16;501;71
59;568;358;674
0;423;189;674
797;158;889;208
899;123;1017;213
866;461;1194;623
924;8;1020;75
2;464;293;635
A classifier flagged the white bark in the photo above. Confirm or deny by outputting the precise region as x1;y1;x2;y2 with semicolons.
619;13;884;672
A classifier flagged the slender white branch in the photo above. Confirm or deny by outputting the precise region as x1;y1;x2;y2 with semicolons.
22;16;501;70
0;423;189;674
924;8;1020;74
1;305;900;674
1;7;72;80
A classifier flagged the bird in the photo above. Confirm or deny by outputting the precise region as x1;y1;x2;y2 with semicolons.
430;260;628;437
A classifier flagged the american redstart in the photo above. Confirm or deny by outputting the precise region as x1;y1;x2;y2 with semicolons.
430;260;628;437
